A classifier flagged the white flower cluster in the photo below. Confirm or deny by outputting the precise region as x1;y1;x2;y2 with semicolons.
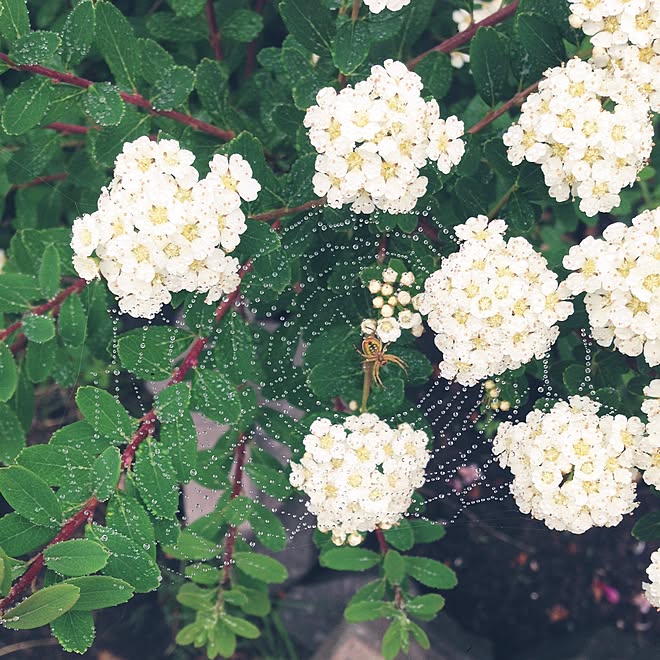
418;216;573;386
363;0;411;14
289;414;430;546
503;58;653;217
450;1;503;68
71;137;260;318
643;549;660;610
304;59;465;214
361;266;423;343
562;208;660;366
634;379;660;489
493;396;645;534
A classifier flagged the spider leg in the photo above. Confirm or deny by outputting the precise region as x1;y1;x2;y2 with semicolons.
372;362;385;388
385;354;408;373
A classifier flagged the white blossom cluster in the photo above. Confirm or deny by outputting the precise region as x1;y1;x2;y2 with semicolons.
643;549;660;610
363;0;411;14
418;216;573;386
562;208;660;366
493;396;645;534
289;414;430;546
450;0;503;68
361;266;424;343
634;379;660;489
502;58;653;217
71;137;260;318
304;59;465;214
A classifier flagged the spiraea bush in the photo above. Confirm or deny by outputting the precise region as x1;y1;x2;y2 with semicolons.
0;1;657;658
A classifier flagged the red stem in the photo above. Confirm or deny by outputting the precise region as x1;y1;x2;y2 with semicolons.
407;0;519;69
0;497;98;614
0;54;235;142
377;237;388;265
375;528;389;555
244;0;268;79
11;173;68;190
222;434;248;586
205;0;224;60
249;197;326;222
46;122;92;135
468;80;540;134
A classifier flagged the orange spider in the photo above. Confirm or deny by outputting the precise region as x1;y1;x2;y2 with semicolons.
357;337;407;387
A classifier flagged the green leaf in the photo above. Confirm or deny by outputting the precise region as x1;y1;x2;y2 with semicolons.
139;37;176;85
233;551;287;584
117;326;194;380
320;547;382;572
163;529;220;560
152;65;194;111
0;513;54;556
89;108;151;168
16;445;89;486
245;463;292;499
155;383;191;423
347;579;386;607
50;610;95;654
563;364;585;394
190;369;241;425
249;501;287;551
83;82;125;127
134;438;179;519
94;0;140;90
105;492;156;559
2;584;80;630
92;447;121;502
176;582;214;610
58;295;86;347
75;386;132;441
212;311;258;385
382;619;406;660
2;77;55;135
10;30;61;65
406;593;445;618
160;411;197;484
382;520;415;551
44;539;109;577
221;614;260;639
0;274;41;313
195;57;229;116
279;0;335;55
86;524;160;593
168;0;206;17
222;9;263;43
409;620;430;650
22;315;55;344
345;600;395;623
506;192;535;234
25;338;55;383
632;512;660;541
469;27;510;107
147;11;207;42
38;245;61;299
332;19;370;75
410;518;445;544
369;377;405;417
185;563;221;586
0;548;12;596
383;550;406;585
0;403;24;463
416;51;453;100
65;576;134;610
61;0;96;66
515;13;565;84
0;0;30;45
0;466;62;528
0;342;17;402
405;556;458;589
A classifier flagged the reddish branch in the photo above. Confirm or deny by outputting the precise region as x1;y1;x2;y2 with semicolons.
222;434;248;586
249;197;326;222
46;122;92;135
468;81;540;134
0;497;98;614
407;0;519;69
244;0;268;79
10;173;68;190
205;0;224;60
0;54;236;142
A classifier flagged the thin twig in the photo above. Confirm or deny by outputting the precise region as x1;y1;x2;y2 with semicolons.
10;173;68;190
0;639;59;657
249;197;326;222
205;0;223;60
468;81;539;135
244;0;268;79
351;0;361;22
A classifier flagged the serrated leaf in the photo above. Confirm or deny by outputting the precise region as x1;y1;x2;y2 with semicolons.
58;295;86;347
134;439;179;519
248;501;287;551
61;0;95;66
383;550;405;584
0;403;25;463
406;593;445;617
222;9;263;43
632;512;660;541
94;0;140;90
195;57;229;116
16;444;89;486
190;369;241;425
25;338;55;383
65;575;134;610
2;77;55;135
50;610;95;654
0;513;54;556
222;614;260;639
75;386;132;441
168;0;206;17
44;540;109;577
405;556;457;589
160;411;197;484
163;529;221;560
233;551;287;584
245;463;292;499
320;547;382;572
92;447;121;501
345;600;395;623
0;342;17;402
151;65;194;111
117;326;193;380
332;19;370;75
469;27;510;107
105;492;156;559
347;578;386;607
1;584;80;630
38;245;61;299
0;0;30;45
10;30;61;65
0;466;62;527
154;383;191;423
83;82;125;126
212;311;258;385
22;315;55;344
416;51;453;100
410;518;445;543
279;0;335;55
515;13;565;85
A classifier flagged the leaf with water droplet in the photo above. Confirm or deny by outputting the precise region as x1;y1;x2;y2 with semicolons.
0;465;62;528
2;584;80;629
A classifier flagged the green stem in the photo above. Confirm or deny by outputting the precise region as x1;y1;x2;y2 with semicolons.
360;361;373;413
488;182;518;220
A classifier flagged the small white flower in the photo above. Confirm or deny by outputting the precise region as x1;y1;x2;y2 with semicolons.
400;271;415;286
368;279;382;294
376;317;401;344
382;267;398;283
361;318;377;336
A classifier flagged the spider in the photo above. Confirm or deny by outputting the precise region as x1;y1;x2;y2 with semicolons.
357;337;407;387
